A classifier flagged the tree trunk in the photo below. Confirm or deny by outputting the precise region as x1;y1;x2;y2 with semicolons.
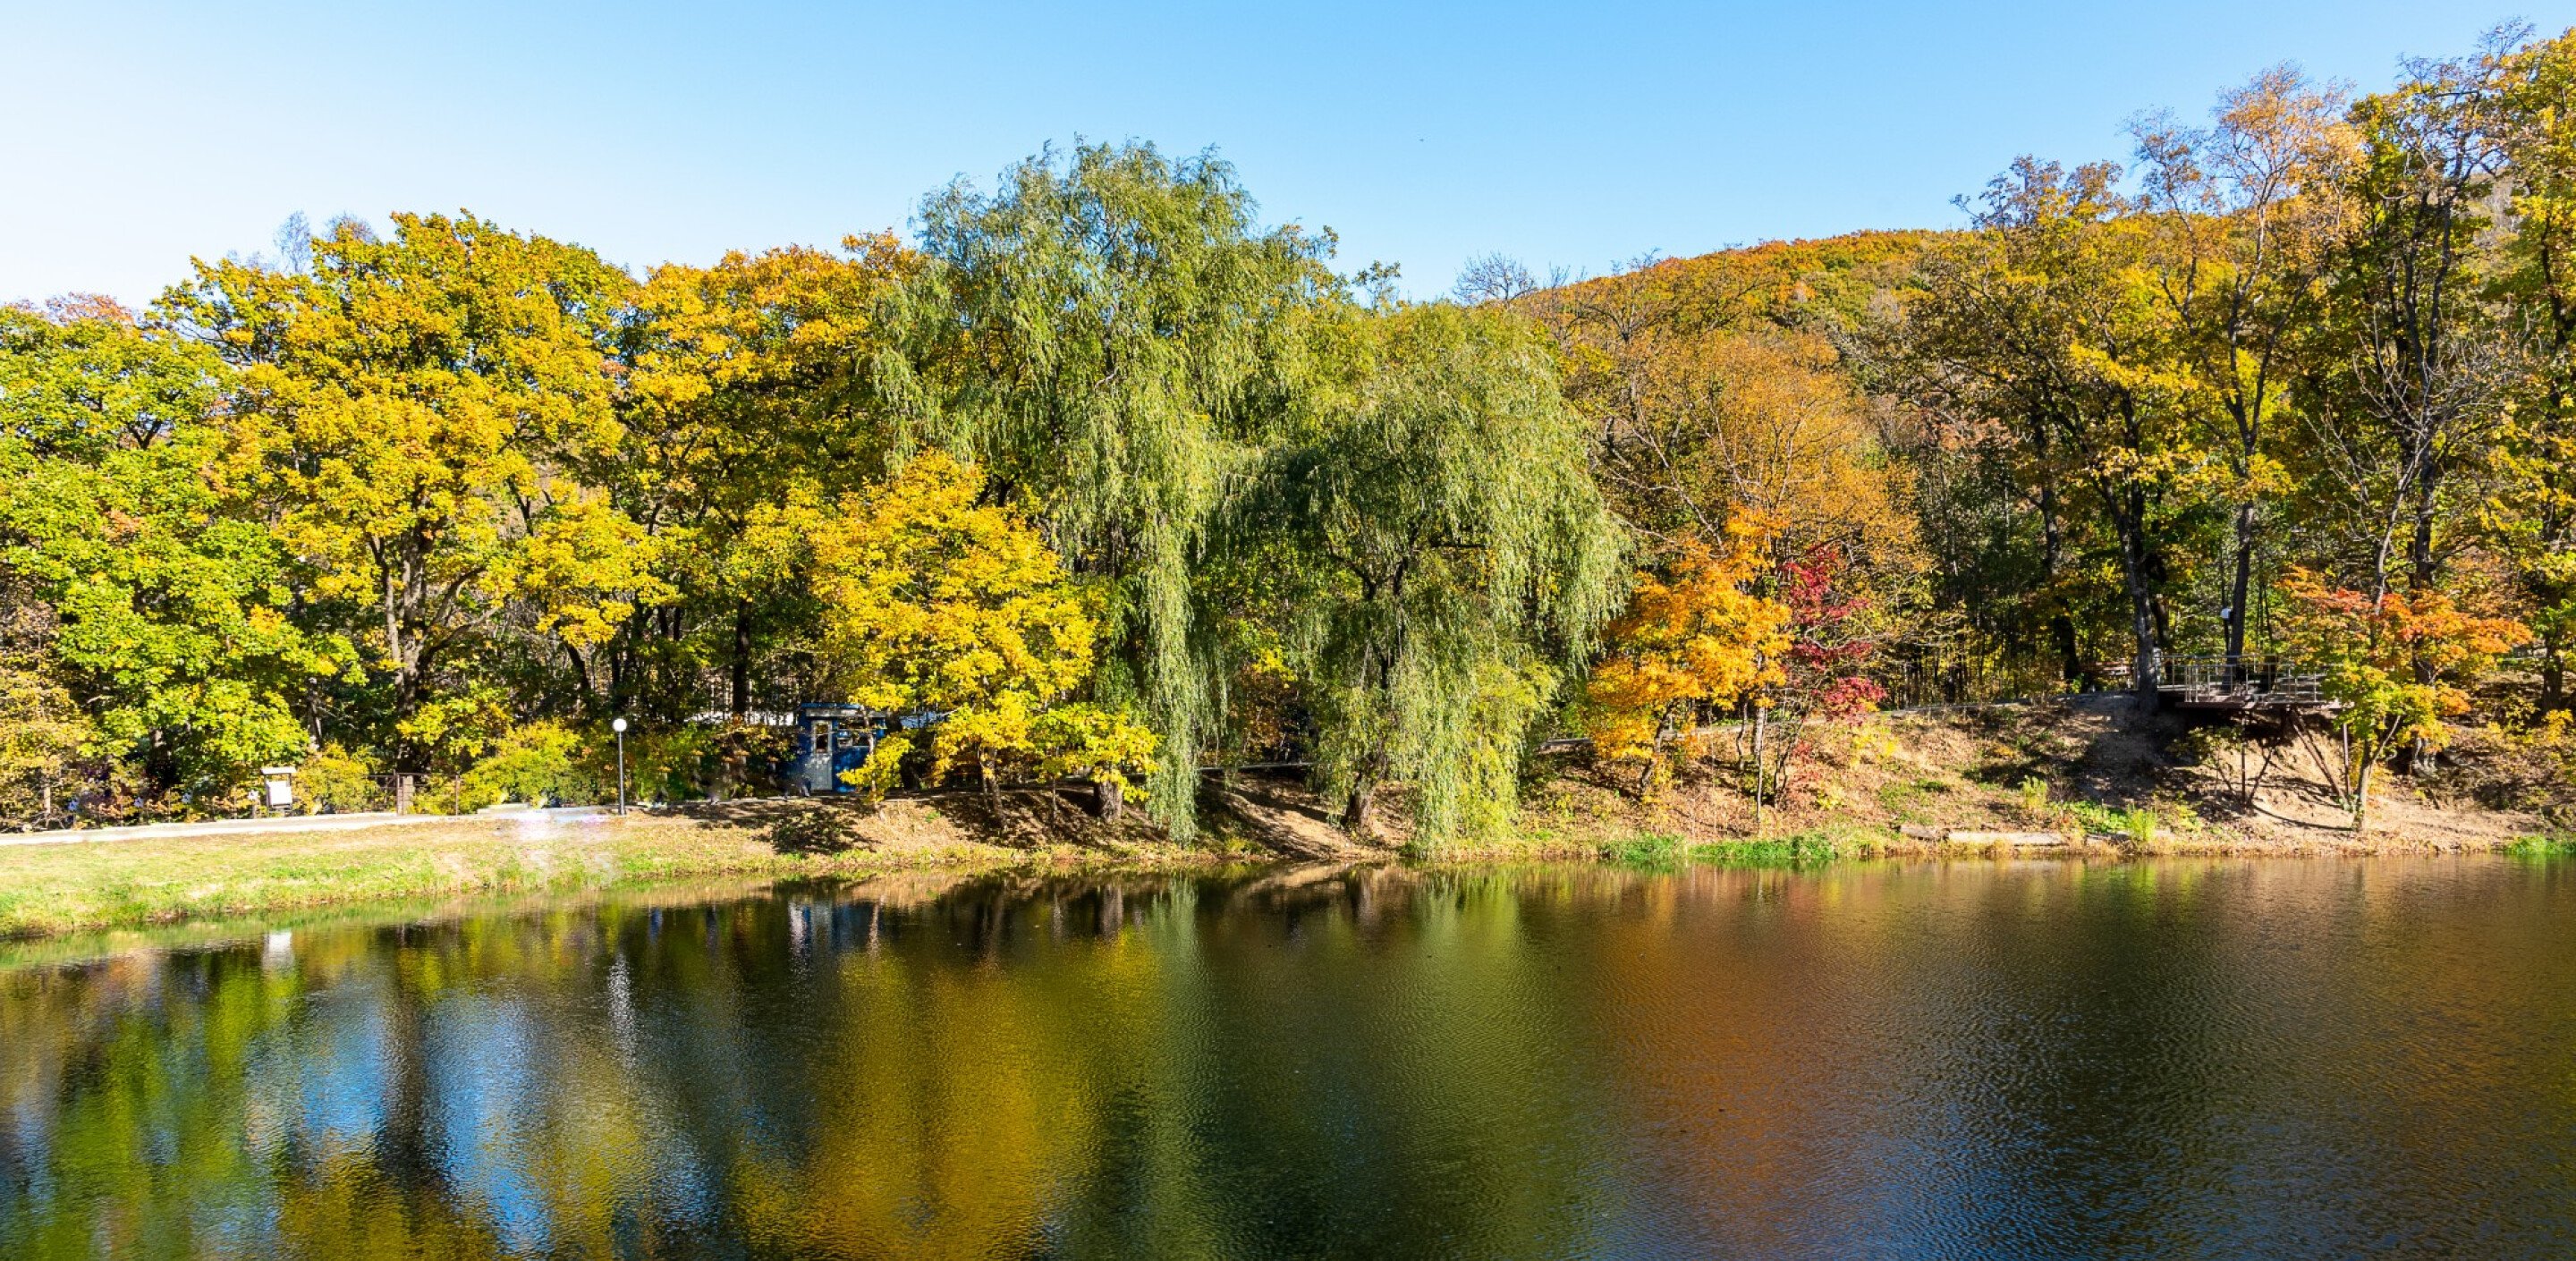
2118;523;2162;711
563;641;596;710
1342;748;1387;839
2038;427;2077;684
384;569;405;692
1342;779;1377;838
384;563;421;766
2225;502;2257;664
731;601;752;717
2409;484;2444;687
1750;704;1767;832
1343;633;1397;840
1097;776;1124;822
1636;714;1672;799
2544;634;2567;714
2410;481;2443;596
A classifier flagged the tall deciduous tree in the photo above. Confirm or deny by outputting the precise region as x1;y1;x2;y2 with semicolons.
2132;66;2356;661
2309;46;2510;605
895;143;1342;833
1907;159;2208;703
0;300;330;802
168;213;665;764
619;234;916;718
1243;304;1625;842
2490;30;2576;708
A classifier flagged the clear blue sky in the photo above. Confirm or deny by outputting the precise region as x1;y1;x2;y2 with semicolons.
1;1;2556;306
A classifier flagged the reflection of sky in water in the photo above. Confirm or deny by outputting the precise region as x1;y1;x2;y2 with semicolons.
427;995;551;1255
6;1086;58;1219
288;984;389;1161
2;863;2573;1259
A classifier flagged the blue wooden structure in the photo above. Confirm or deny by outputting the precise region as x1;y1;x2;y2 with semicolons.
791;704;878;794
788;703;945;793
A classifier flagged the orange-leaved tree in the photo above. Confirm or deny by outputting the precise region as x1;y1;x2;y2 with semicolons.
2277;569;2528;828
1586;518;1791;795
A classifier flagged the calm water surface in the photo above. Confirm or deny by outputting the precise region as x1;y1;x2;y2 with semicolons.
2;859;2573;1259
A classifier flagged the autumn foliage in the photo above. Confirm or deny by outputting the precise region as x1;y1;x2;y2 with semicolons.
18;28;2576;838
1587;520;1791;790
1776;544;1889;719
809;453;1156;805
2277;570;2529;826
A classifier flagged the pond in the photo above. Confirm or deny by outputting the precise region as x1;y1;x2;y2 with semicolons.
2;858;2572;1259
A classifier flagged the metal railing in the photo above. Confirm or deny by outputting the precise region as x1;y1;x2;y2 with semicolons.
2154;655;2326;707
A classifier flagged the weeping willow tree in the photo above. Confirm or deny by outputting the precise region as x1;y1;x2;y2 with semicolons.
1241;304;1628;844
891;142;1341;833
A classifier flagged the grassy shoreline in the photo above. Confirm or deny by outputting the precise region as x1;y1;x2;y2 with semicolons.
12;697;2567;947
0;799;2564;947
0;811;1250;943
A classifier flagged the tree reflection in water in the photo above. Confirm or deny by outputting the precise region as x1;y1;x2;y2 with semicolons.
2;859;2573;1259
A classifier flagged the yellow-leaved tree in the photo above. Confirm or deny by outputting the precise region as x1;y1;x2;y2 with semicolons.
0;653;90;826
622;235;917;717
1586;519;1792;795
169;212;669;764
809;453;1156;810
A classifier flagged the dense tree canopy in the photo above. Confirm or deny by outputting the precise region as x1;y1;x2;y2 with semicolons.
166;212;657;762
6;29;2576;839
1239;303;1624;837
897;142;1342;833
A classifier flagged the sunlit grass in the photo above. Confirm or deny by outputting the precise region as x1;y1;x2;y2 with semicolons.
1597;824;1892;868
2504;834;2576;859
0;817;1014;939
2071;800;2164;845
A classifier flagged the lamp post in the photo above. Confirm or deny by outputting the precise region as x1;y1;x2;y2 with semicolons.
612;717;629;815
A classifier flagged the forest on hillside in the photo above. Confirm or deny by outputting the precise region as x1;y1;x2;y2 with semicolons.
4;27;2572;839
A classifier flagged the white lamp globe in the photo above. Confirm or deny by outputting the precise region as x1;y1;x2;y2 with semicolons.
613;718;628;733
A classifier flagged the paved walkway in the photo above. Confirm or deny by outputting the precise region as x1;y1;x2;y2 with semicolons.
0;806;620;849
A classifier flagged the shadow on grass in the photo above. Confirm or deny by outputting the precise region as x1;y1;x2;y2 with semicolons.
763;809;869;854
664;789;1129;856
665;775;1369;864
661;798;880;854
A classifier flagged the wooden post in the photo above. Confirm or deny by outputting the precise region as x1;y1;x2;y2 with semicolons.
394;774;413;816
1751;703;1767;833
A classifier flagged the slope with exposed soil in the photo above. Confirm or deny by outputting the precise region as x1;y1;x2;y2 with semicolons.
1504;694;2556;857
